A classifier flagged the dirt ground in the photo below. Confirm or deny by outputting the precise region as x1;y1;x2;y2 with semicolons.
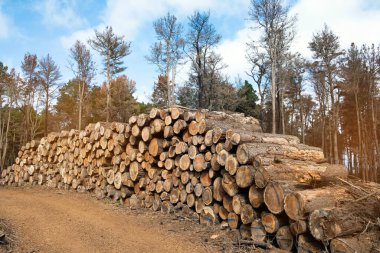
0;186;260;253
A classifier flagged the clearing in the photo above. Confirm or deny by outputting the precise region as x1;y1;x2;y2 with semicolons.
0;187;238;253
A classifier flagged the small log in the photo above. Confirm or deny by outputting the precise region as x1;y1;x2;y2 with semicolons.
240;204;256;224
148;138;163;157
130;162;144;181
248;185;264;208
114;172;122;189
222;173;238;197
261;212;286;234
297;234;324;253
195;198;204;213
225;155;239;175
179;154;191;171
200;206;216;226
251;219;267;243
275;226;294;251
264;181;303;214
227;212;240;229
236;165;255;188
186;193;195;207
232;194;247;215
200;171;211;187
202;187;213;205
213;177;225;202
239;224;252;239
193;154;205;172
289;220;308;235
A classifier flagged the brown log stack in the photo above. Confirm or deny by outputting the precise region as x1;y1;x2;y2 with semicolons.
1;107;379;253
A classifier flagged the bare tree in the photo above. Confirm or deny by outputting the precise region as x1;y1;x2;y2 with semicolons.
186;11;221;108
249;0;296;134
38;54;61;136
0;62;14;171
20;53;42;142
309;25;343;164
69;40;95;130
146;13;185;107
89;26;131;121
246;45;270;120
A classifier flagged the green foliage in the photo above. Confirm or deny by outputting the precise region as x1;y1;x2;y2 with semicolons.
235;80;259;117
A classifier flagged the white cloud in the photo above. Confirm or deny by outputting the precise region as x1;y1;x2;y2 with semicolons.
0;1;10;39
216;22;253;81
35;0;86;29
290;0;380;58
60;27;96;49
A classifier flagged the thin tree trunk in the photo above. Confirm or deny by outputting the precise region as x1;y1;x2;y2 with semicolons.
271;51;276;134
280;88;285;135
78;80;83;131
106;49;111;122
354;92;362;179
328;70;339;164
370;94;379;182
44;90;48;137
300;93;304;144
172;67;176;106
166;40;171;107
1;106;11;171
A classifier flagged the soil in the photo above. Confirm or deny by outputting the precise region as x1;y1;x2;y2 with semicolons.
0;186;259;253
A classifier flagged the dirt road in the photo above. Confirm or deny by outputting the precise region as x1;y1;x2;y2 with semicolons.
0;187;224;253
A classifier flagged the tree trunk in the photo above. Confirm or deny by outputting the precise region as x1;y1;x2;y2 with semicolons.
106;49;111;122
45;90;49;136
271;50;277;134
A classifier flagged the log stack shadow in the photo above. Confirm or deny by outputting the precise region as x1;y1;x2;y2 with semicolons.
1;107;379;252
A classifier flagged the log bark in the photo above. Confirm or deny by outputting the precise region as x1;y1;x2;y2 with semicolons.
284;186;352;221
236;143;325;165
309;206;368;241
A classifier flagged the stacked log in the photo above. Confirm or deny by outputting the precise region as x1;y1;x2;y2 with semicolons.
1;107;379;253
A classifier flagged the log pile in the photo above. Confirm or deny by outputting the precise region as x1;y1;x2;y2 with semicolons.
1;107;379;252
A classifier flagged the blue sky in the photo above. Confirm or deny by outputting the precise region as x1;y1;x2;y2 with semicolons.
1;0;380;102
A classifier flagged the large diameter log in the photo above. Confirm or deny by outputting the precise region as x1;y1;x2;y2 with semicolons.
236;143;325;165
264;181;303;214
330;234;379;253
284;186;352;221
309;207;368;241
255;161;347;189
231;131;300;146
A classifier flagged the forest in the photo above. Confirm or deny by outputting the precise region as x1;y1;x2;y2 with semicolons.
0;0;379;183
